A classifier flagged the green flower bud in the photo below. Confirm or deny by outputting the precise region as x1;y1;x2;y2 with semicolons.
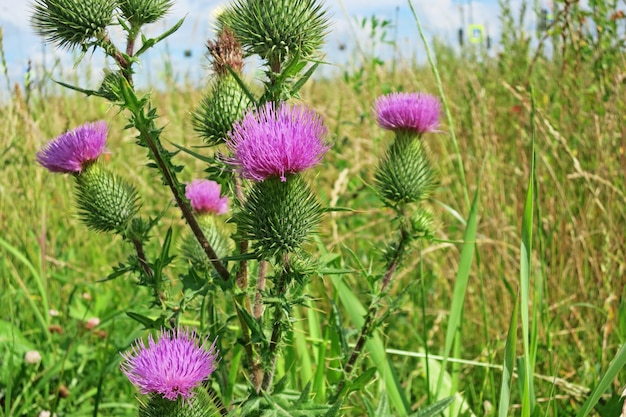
410;208;437;239
375;135;437;205
192;75;253;147
219;0;330;65
234;175;322;260
31;0;116;49
180;216;232;275
74;165;141;234
118;0;174;27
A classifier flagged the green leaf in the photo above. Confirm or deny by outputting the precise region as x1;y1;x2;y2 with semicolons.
348;367;377;392
126;311;160;329
409;396;455;417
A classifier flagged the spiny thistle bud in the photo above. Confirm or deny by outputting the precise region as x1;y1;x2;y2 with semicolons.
207;27;244;76
31;0;116;49
118;0;174;27
375;136;437;205
410;208;437;239
180;216;232;274
74;164;141;234
218;0;330;65
234;175;322;260
192;76;253;147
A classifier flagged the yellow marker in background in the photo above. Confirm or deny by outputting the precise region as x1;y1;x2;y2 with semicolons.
468;24;484;44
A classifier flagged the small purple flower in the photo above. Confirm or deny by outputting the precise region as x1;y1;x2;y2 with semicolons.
374;92;441;135
120;328;219;402
185;179;229;215
226;102;329;182
36;121;107;173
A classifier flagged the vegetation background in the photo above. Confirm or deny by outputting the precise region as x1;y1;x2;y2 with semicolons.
1;0;625;416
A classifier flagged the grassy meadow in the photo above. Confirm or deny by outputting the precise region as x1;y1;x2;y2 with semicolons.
1;3;626;416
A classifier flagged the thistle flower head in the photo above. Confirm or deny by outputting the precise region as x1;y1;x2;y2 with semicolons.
36;121;107;174
226;102;329;182
121;328;219;402
374;92;441;135
185;179;229;215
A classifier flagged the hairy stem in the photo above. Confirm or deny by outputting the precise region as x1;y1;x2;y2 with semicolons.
253;261;268;320
261;257;290;391
132;112;230;280
331;220;410;402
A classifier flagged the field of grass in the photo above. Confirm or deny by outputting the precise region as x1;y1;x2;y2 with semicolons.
1;2;626;416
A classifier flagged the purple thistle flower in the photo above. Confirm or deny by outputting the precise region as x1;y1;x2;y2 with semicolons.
120;328;219;402
185;179;229;215
36;121;107;173
374;92;441;135
226;102;329;182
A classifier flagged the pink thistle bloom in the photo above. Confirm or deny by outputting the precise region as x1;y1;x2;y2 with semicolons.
36;121;107;173
226;102;330;182
374;92;441;135
185;179;229;215
120;328;219;402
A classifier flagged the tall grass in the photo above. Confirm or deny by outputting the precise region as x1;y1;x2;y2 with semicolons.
1;1;626;415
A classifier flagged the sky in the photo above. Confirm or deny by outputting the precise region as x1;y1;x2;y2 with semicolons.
0;0;545;93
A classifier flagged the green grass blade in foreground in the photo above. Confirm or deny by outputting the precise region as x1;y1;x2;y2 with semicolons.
575;342;626;417
497;297;519;417
435;188;479;397
331;275;411;415
0;236;50;341
520;89;537;417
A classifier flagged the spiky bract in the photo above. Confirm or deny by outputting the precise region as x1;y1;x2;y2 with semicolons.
181;216;232;274
218;0;330;64
375;136;437;205
118;0;174;26
74;165;141;234
31;0;116;49
138;390;222;417
193;76;253;147
234;176;322;260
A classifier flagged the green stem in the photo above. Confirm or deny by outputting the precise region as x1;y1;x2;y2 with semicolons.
331;219;411;402
132;110;230;281
261;257;290;391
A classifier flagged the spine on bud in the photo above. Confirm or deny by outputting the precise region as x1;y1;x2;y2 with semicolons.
74;165;141;234
375;135;437;205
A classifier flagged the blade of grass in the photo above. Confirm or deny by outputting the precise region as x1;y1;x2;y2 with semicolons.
435;188;480;397
0;236;50;342
498;296;519;417
520;87;537;417
574;342;626;417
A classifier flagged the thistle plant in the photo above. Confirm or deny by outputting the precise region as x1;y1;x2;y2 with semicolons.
32;1;452;416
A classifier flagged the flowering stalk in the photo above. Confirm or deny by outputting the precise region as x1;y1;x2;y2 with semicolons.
331;91;442;404
127;90;230;281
